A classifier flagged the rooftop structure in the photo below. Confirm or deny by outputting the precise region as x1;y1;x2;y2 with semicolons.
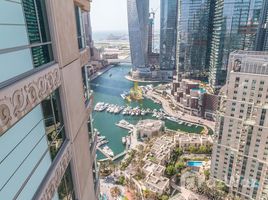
172;79;219;120
134;119;165;138
146;136;175;165
144;173;170;195
174;133;213;149
142;161;166;176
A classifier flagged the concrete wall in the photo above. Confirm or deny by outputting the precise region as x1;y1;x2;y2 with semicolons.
46;0;96;199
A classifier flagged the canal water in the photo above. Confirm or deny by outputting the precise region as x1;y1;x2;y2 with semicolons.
90;64;204;160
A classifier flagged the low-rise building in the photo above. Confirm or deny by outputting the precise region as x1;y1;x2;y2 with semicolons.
172;79;219;121
142;161;165;176
174;133;213;149
133;119;165;138
144;174;170;195
102;53;118;59
146;136;175;165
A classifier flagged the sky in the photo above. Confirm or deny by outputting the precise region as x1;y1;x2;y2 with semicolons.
91;0;160;32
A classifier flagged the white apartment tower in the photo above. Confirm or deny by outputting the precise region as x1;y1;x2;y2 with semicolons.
211;51;268;199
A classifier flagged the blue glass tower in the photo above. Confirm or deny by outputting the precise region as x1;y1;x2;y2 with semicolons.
209;0;268;89
160;0;178;71
127;0;149;69
177;0;214;73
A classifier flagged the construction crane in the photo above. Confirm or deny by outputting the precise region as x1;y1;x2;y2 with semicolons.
149;8;159;53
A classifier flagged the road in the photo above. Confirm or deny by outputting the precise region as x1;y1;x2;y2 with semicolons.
146;90;215;131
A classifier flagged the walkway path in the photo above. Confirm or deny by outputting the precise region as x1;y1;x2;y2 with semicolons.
90;65;115;81
146;90;215;131
170;176;208;200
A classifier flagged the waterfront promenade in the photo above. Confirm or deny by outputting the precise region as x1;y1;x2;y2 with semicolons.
146;90;215;131
90;65;115;81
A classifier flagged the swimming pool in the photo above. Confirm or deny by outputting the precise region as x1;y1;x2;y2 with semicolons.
187;161;204;167
101;194;108;200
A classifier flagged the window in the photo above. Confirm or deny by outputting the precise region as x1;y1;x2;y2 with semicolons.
75;6;85;49
22;0;53;67
41;89;65;160
82;66;92;106
56;164;76;200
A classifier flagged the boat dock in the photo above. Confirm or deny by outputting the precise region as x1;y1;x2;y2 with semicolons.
97;146;128;162
115;120;134;130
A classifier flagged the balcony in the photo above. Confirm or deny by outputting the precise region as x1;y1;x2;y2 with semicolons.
82;65;94;111
34;140;72;199
90;131;98;159
0;63;61;136
80;47;89;66
74;0;91;11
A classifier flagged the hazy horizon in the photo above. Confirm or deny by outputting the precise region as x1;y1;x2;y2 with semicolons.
91;0;160;32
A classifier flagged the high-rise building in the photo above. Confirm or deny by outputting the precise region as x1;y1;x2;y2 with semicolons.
159;0;178;71
211;51;268;199
127;0;149;69
0;0;98;199
176;0;215;73
209;0;268;90
148;13;154;55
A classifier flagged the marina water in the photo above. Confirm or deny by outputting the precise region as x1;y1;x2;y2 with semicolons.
91;64;204;160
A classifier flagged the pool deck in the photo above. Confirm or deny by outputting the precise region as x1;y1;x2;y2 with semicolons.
187;161;204;167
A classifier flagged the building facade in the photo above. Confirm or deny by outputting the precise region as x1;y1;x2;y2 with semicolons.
127;0;149;69
172;79;219;120
0;0;98;199
176;0;214;73
159;0;178;72
209;0;268;90
211;51;268;199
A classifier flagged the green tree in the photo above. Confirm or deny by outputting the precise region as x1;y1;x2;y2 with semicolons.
199;145;207;153
175;161;186;172
159;195;169;200
174;147;183;157
188;145;197;154
117;176;125;185
166;165;176;177
204;169;210;180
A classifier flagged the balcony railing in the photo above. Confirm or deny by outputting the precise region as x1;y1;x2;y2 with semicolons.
44;117;65;160
85;89;93;108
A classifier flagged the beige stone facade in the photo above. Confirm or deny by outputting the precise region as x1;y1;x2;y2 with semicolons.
0;0;98;199
211;51;268;200
174;133;213;149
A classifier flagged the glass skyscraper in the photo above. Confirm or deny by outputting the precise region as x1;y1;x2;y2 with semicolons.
176;0;214;73
160;0;178;71
209;0;268;89
127;0;149;68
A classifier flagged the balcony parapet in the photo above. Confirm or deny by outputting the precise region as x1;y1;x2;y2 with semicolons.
90;131;98;159
0;64;61;136
74;0;91;11
33;140;72;200
80;46;90;67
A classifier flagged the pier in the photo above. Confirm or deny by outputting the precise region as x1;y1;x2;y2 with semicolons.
115;120;134;130
97;147;128;162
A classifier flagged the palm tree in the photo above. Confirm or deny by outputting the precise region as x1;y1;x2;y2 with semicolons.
110;186;121;198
